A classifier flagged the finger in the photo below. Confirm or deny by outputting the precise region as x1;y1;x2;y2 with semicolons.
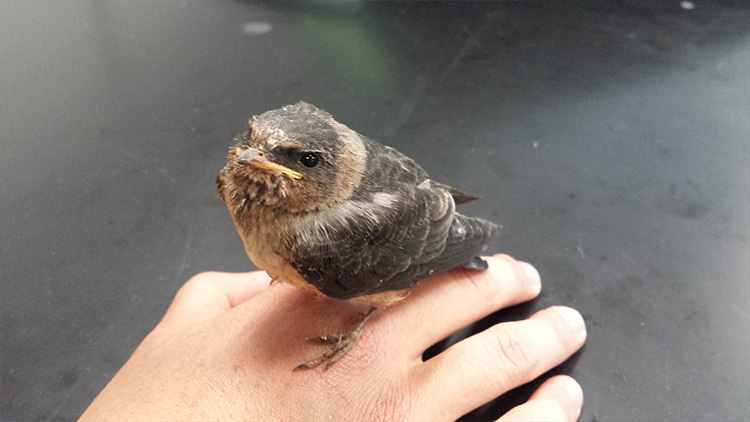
383;254;541;356
498;375;583;422
411;306;586;420
161;271;272;326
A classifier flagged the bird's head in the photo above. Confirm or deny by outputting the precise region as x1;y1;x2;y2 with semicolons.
217;102;366;214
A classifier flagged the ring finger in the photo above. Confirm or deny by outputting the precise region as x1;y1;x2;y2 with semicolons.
409;306;587;421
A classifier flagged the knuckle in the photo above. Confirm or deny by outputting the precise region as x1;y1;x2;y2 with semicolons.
494;254;529;282
449;255;525;302
493;254;521;272
176;272;217;297
452;255;522;305
494;253;517;264
456;267;500;300
187;271;220;286
486;324;539;384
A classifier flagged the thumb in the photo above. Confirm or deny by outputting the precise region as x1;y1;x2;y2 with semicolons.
160;271;272;327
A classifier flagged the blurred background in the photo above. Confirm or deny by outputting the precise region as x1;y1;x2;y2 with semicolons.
1;1;748;420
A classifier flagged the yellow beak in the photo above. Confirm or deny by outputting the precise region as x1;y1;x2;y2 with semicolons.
251;161;303;180
236;148;302;180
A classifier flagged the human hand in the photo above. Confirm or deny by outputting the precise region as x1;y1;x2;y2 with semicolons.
80;254;586;421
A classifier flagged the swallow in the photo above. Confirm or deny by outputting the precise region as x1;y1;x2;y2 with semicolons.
217;102;500;370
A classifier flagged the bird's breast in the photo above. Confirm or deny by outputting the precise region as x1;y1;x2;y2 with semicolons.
236;206;322;296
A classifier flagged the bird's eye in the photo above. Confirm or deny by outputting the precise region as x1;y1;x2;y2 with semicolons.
300;152;320;168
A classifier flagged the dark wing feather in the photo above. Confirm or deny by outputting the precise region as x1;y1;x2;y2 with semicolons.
381;214;500;290
290;186;499;300
428;180;480;204
290;191;427;299
290;135;498;300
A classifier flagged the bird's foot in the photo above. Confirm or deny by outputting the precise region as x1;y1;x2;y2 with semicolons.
293;307;378;371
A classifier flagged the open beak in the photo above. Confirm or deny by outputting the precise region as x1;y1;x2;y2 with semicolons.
235;147;302;180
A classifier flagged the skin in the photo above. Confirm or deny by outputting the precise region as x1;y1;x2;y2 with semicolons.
80;254;586;421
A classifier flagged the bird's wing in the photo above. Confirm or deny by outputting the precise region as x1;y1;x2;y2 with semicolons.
288;187;430;300
426;180;480;204
289;182;498;300
379;213;500;291
289;134;497;300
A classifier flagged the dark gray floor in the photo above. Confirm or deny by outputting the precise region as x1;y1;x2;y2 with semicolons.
2;1;749;420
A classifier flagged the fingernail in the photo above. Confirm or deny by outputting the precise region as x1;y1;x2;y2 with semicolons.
518;262;541;294
555;306;586;342
564;378;584;409
564;376;583;420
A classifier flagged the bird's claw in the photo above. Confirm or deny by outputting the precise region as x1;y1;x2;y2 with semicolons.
306;334;344;344
293;307;378;371
293;333;357;371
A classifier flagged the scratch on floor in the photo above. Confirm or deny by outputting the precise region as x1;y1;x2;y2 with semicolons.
439;16;493;81
45;373;81;421
576;238;586;259
389;73;432;133
173;216;195;286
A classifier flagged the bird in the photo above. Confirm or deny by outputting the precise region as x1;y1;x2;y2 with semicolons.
216;102;500;370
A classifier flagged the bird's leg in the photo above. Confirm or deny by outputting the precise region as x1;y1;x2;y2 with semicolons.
294;307;378;371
